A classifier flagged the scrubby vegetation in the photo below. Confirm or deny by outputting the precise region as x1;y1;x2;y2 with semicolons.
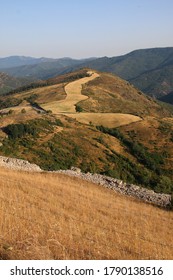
97;125;173;194
0;117;171;194
0;97;22;109
0;69;172;196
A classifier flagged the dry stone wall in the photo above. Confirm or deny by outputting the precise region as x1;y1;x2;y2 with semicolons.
56;168;171;209
0;156;42;172
0;156;171;208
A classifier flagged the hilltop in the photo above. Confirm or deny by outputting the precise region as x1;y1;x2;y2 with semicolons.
75;47;173;99
0;69;173;195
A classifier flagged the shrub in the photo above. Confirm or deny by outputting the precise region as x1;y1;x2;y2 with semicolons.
75;104;83;112
8;109;14;115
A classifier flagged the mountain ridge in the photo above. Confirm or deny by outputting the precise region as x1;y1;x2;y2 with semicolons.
1;47;173;101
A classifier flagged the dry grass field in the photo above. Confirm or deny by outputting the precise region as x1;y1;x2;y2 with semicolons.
14;84;66;104
0;167;173;260
65;113;142;128
40;71;143;128
42;71;99;113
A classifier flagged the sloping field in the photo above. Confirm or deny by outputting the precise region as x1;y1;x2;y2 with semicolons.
41;71;142;128
65;113;142;128
42;71;99;113
0;167;173;260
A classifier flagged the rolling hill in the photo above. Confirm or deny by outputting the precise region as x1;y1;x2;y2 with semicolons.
0;67;173;261
0;69;172;195
0;72;38;95
75;47;173;99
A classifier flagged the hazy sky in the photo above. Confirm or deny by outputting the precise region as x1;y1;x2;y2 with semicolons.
0;0;173;58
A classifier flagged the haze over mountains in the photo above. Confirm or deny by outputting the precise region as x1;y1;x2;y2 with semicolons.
1;47;173;102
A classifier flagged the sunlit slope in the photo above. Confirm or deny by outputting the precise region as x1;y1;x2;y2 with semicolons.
0;69;172;192
0;167;173;260
65;113;142;128
41;71;99;113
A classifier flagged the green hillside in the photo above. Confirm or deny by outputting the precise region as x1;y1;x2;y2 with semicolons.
0;72;37;95
1;48;173;101
0;69;172;194
77;47;173;99
159;91;173;104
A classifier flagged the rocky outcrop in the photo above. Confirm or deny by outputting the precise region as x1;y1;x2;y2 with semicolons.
0;156;171;208
0;156;42;172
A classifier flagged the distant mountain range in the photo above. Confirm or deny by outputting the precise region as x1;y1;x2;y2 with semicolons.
0;47;173;101
0;56;94;79
0;72;37;95
75;47;173;99
0;56;55;69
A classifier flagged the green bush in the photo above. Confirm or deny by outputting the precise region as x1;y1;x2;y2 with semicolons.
0;97;22;110
97;125;165;172
75;104;83;112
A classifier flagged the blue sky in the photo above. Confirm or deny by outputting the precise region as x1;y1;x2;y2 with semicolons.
0;0;173;58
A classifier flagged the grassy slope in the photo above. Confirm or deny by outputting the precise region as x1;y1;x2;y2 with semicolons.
64;113;142;128
119;117;173;174
73;47;173;99
78;72;173;117
42;71;99;113
0;167;173;260
0;69;172;192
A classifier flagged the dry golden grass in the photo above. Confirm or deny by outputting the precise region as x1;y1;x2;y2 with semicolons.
14;84;66;104
40;71;142;128
42;72;99;113
0;106;41;128
0;167;173;260
65;113;142;128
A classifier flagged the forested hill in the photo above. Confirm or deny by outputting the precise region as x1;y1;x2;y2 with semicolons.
1;47;173;100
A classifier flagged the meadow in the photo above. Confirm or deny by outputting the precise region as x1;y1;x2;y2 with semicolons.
0;167;173;260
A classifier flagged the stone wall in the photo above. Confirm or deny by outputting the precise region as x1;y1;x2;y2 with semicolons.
0;156;171;208
0;156;42;172
56;168;171;208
